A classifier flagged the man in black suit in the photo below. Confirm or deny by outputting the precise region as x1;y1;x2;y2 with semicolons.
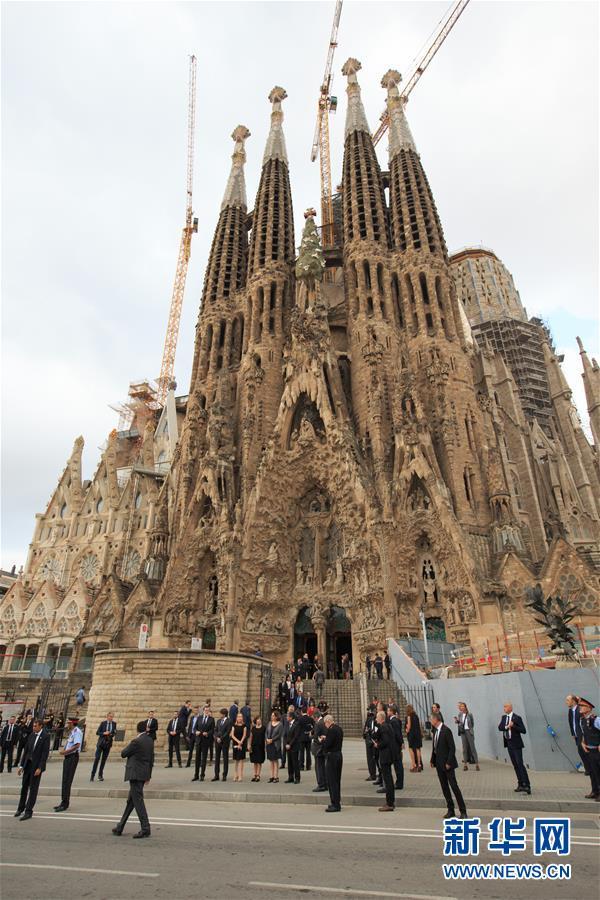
498;702;530;794
229;700;239;724
0;716;20;773
192;705;214;781
321;714;343;812
15;714;33;767
362;710;378;781
91;712;117;781
285;711;301;784
430;711;467;818
311;711;328;792
15;719;50;820
112;720;154;838
373;711;397;811
299;708;313;771
145;711;158;741
212;709;232;781
240;701;252;729
186;705;201;767
566;694;590;780
387;705;404;790
165;711;183;767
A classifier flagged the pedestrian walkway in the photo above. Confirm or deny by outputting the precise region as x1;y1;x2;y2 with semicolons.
1;739;596;813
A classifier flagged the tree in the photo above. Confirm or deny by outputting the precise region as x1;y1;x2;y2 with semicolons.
525;583;578;658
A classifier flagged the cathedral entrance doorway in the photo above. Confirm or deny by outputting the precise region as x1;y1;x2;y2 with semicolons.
326;605;352;678
293;607;316;661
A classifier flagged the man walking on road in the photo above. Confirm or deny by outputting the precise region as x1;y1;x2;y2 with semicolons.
15;719;50;821
112;720;154;838
54;716;82;812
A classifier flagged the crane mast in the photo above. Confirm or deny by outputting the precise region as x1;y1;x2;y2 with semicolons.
372;0;470;146
156;54;198;407
310;0;343;249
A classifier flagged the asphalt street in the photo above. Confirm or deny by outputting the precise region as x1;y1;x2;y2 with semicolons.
1;797;598;900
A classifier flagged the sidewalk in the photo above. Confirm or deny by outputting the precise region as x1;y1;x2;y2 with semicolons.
1;739;596;814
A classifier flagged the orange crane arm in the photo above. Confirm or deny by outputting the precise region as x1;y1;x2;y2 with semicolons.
157;55;198;407
372;0;470;146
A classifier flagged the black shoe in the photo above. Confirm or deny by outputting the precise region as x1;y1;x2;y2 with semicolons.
522;788;531;795
19;812;32;821
222;776;227;782
54;805;67;812
325;806;341;812
459;811;468;819
294;779;301;784
443;810;456;819
394;783;403;790
132;831;151;839
284;779;294;783
14;809;24;817
191;776;199;782
185;763;191;768
98;776;104;782
312;786;327;792
112;827;123;835
376;788;386;794
90;776;95;782
178;763;182;768
365;776;374;781
165;764;173;768
514;786;525;792
280;764;286;769
211;776;219;781
374;780;382;786
200;775;205;781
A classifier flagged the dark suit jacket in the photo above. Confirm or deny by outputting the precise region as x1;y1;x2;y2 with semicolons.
188;715;200;740
568;706;582;739
498;713;526;749
430;724;458;770
299;713;313;742
0;723;20;747
312;717;327;756
166;717;181;736
21;729;51;772
228;705;239;724
286;719;301;749
121;732;154;782
195;715;215;746
96;720;116;747
376;722;399;765
388;716;404;751
215;717;232;744
145;717;158;740
323;724;343;753
240;706;252;728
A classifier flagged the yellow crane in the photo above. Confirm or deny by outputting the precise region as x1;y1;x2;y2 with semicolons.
310;0;343;249
156;54;198;407
372;0;470;146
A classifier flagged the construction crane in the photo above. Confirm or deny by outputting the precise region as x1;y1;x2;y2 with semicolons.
156;54;199;407
310;0;343;249
372;0;470;146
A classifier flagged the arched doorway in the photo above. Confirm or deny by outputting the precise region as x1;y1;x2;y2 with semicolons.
293;607;317;661
326;605;352;679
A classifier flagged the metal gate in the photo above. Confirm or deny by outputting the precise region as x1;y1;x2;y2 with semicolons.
35;680;72;723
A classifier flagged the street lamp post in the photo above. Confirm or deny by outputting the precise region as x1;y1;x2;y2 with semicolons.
419;606;430;668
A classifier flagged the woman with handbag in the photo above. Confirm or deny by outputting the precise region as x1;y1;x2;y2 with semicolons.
454;701;480;771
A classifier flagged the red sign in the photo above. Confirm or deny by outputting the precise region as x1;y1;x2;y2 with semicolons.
265;687;270;700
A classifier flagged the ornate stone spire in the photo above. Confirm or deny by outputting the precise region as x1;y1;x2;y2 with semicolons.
577;336;600;448
342;58;370;137
295;211;325;283
221;125;250;211
381;69;417;157
262;86;288;165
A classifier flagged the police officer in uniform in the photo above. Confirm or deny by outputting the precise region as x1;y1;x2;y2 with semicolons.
54;716;83;811
579;697;600;801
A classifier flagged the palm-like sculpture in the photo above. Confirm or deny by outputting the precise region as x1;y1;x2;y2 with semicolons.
525;584;579;658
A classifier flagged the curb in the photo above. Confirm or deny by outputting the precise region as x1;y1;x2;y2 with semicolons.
0;785;596;814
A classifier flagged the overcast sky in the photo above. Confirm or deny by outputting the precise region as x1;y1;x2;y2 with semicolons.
2;0;598;569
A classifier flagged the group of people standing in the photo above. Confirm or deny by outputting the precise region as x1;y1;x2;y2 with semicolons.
365;653;391;680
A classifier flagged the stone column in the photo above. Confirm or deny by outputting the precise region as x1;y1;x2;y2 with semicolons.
312;615;327;666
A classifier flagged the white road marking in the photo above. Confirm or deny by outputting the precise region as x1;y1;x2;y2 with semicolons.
1;812;597;845
250;883;458;900
0;863;158;878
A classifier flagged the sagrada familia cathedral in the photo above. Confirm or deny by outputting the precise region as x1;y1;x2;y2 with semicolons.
2;60;599;676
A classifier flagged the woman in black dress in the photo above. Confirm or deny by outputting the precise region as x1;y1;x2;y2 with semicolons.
405;704;423;771
231;713;248;782
265;711;282;783
249;716;266;782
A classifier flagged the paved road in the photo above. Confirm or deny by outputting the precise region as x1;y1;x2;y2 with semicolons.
1;797;598;899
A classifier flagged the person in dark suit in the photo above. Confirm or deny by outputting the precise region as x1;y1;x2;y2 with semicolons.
321;714;343;812
430;711;467;818
112;720;154;838
212;709;232;781
185;706;201;767
387;704;404;790
229;700;239;725
0;716;20;773
192;705;214;781
240;701;252;729
284;711;301;784
145;711;158;741
498;702;530;794
90;712;117;781
311;711;328;792
15;719;50;820
362;710;378;782
373;711;397;811
566;694;590;780
299;709;313;771
278;678;290;712
165;711;183;767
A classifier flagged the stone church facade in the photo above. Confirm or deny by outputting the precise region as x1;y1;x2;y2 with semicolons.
2;60;599;676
